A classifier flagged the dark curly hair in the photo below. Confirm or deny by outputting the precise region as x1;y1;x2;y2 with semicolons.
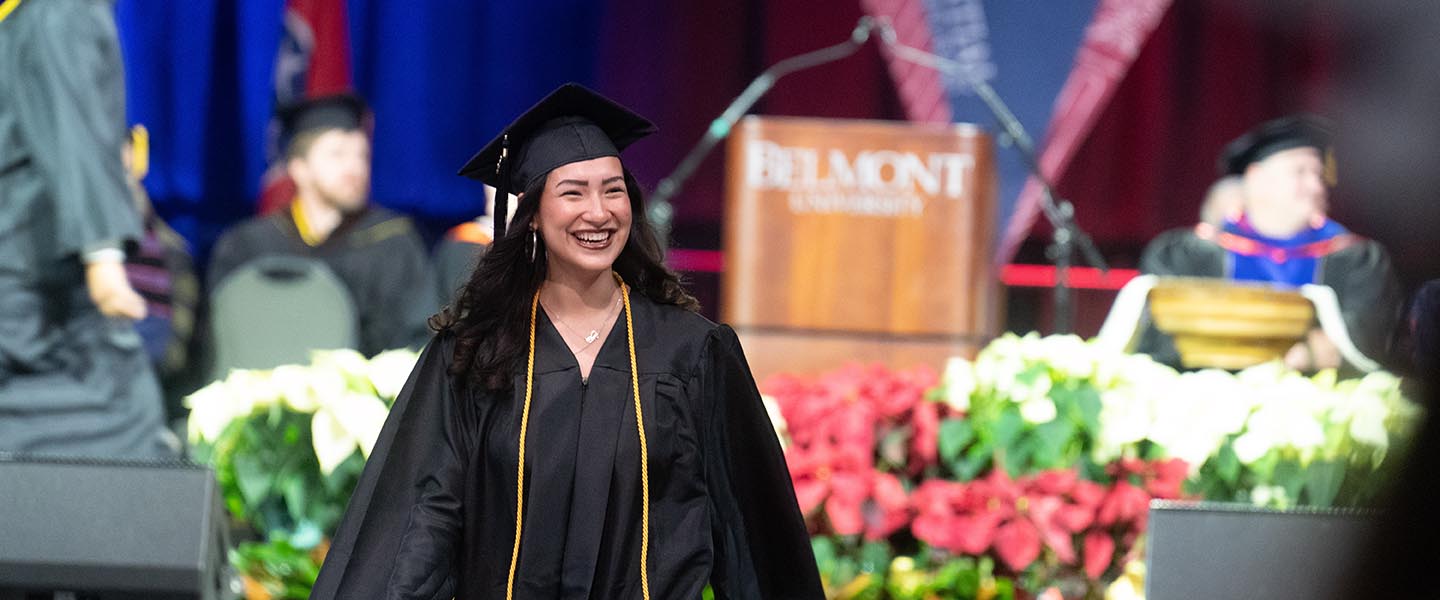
430;168;699;391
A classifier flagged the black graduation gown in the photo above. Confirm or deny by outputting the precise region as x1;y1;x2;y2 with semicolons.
1136;227;1404;366
207;205;439;355
0;0;173;459
311;294;824;599
433;236;486;304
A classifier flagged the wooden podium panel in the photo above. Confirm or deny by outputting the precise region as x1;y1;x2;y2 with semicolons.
735;329;985;383
722;116;1001;377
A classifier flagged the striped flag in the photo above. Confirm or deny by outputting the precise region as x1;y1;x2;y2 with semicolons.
860;0;954;124
996;0;1172;264
255;0;353;215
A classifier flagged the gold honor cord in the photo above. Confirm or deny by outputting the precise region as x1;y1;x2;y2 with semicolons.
620;274;651;600
506;273;650;600
0;0;21;24
506;290;539;600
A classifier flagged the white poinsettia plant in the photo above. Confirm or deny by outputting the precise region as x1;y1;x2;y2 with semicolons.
186;348;418;546
943;332;1422;508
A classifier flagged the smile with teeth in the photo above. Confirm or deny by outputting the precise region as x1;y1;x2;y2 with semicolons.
572;230;613;247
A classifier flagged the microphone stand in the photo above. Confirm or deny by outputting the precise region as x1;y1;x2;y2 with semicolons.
647;17;883;249
872;20;1108;335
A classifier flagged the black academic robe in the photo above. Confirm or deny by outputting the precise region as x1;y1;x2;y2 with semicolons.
208;205;439;355
1136;227;1404;367
433;237;486;304
311;294;824;599
0;0;173;458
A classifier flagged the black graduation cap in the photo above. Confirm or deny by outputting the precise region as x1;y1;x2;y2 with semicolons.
458;83;657;240
277;93;369;150
1218;114;1333;176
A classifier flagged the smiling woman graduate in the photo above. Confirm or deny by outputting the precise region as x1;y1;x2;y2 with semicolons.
310;84;824;600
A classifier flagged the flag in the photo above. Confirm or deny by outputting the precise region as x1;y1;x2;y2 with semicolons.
256;0;353;215
996;0;1172;265
860;0;954;124
862;0;1103;263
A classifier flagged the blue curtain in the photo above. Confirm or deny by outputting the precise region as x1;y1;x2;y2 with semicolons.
115;0;604;266
114;0;1095;266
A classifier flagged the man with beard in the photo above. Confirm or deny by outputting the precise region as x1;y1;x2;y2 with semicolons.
208;94;438;355
1138;115;1403;371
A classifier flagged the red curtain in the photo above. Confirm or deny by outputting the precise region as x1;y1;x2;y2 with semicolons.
597;0;902;232
1041;0;1336;259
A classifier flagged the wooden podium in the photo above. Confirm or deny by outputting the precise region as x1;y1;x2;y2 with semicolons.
723;116;1002;381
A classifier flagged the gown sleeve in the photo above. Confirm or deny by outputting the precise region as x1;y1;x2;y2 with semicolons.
311;332;470;600
368;222;439;354
1134;229;1225;365
700;325;825;600
1323;239;1404;362
12;1;141;259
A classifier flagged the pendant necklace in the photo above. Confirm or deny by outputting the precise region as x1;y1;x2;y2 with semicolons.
544;293;622;351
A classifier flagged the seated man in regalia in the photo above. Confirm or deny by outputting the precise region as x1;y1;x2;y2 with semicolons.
208;95;439;356
1137;115;1403;371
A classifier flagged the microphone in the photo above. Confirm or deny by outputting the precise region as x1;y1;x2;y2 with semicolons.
647;17;882;246
869;16;1108;334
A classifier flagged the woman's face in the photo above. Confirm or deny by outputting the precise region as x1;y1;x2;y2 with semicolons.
533;156;631;279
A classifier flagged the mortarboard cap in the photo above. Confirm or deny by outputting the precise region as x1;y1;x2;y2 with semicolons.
277;93;369;150
1218;114;1333;176
457;83;656;240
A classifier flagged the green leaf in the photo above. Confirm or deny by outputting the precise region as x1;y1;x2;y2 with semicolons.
322;452;365;496
1249;449;1281;482
978;555;995;577
1078;455;1108;483
938;418;975;464
281;474;309;525
232;452;274;509
281;583;314;600
946;559;980;596
857;541;892;574
993;576;1016;600
958;440;993;481
231;539;320;600
1030;417;1076;470
1213;442;1241;486
1302;459;1346;507
1074;387;1102;433
1273;459;1307;501
925;386;947;403
1140;440;1166;461
1016;364;1048;386
1001;441;1032;476
811;537;839;578
833;557;860;589
992;408;1023;449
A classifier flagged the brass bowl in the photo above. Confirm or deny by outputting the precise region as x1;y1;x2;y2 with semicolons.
1149;277;1314;370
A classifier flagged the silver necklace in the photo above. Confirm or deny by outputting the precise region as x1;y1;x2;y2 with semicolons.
544;294;622;350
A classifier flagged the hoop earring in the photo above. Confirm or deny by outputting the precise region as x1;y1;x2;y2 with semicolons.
530;230;538;263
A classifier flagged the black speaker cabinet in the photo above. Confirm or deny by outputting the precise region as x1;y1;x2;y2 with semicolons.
0;455;233;599
1146;500;1376;600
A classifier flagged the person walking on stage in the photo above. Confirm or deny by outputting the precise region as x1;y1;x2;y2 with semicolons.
312;83;823;600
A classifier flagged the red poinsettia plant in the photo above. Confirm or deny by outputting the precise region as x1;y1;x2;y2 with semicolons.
764;362;1191;598
769;364;941;540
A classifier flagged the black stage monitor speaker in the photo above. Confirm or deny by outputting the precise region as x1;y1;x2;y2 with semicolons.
0;455;233;600
1145;500;1376;600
